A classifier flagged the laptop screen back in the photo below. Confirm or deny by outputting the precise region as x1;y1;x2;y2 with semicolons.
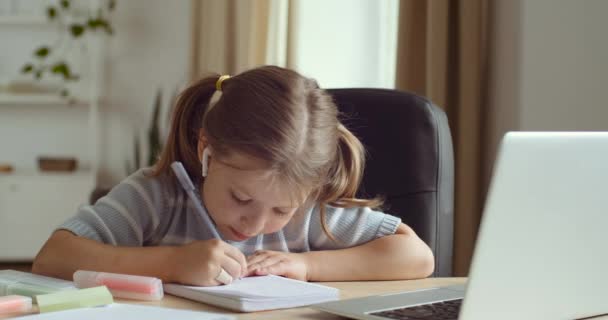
461;132;608;320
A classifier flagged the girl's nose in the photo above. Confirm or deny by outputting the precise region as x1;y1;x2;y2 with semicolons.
240;211;265;236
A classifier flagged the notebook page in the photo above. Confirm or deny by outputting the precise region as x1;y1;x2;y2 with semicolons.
168;275;337;300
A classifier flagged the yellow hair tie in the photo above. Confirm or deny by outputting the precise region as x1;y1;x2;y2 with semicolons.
216;75;231;91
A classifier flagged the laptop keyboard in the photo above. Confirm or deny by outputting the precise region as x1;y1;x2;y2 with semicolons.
370;298;462;320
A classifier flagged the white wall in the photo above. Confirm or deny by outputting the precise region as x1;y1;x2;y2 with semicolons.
99;0;191;186
519;0;608;131
485;0;522;188
486;0;608;185
289;0;398;88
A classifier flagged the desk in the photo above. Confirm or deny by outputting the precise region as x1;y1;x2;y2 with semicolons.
129;277;466;319
6;277;608;319
1;278;464;319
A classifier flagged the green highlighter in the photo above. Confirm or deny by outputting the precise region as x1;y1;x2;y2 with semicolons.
0;280;58;297
36;286;114;313
0;270;76;301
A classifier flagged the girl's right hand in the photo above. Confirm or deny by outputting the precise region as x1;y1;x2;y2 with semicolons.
169;239;247;286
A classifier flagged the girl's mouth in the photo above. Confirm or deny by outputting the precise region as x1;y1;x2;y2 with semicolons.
230;227;250;241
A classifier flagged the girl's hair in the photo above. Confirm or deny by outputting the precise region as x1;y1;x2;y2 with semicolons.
153;66;382;238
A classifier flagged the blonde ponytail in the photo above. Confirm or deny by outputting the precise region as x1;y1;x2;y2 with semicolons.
317;123;384;239
151;74;220;184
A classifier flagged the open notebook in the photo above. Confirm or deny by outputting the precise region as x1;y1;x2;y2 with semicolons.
163;275;339;312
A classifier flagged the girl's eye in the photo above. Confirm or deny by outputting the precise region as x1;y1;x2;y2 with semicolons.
231;192;251;205
273;208;290;217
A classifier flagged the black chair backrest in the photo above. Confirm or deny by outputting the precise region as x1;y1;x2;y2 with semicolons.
328;88;454;277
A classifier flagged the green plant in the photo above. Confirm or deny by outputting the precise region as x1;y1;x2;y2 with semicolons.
126;88;176;175
147;89;163;167
20;0;116;99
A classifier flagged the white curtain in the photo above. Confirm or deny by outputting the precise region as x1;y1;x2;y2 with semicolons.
190;0;399;89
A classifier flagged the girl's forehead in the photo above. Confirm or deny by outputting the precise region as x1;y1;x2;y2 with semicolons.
215;153;310;205
214;152;273;179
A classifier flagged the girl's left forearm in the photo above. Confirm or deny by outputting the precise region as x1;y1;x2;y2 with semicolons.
302;225;434;281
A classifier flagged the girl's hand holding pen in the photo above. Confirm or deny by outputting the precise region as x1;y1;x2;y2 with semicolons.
170;239;247;286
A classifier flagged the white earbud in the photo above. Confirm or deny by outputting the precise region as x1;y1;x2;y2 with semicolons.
202;148;211;177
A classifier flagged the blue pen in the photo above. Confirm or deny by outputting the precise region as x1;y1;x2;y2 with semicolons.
170;161;222;239
172;161;245;284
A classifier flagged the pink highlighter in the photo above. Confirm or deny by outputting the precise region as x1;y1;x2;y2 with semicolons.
73;270;163;301
0;295;32;315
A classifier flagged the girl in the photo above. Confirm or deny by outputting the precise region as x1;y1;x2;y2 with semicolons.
33;66;434;286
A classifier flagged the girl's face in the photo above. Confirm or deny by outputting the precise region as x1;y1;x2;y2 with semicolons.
201;150;305;242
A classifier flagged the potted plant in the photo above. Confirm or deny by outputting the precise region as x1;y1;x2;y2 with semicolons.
89;88;176;204
20;0;116;100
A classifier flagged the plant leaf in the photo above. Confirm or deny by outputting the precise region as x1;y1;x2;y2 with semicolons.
35;46;50;58
164;88;178;139
35;70;43;79
87;18;105;30
125;159;132;177
70;24;85;38
60;0;70;9
21;64;34;73
134;135;141;170
47;6;56;19
152;89;162;129
147;89;163;166
100;19;112;34
51;62;67;74
108;0;116;11
50;62;79;81
51;62;71;80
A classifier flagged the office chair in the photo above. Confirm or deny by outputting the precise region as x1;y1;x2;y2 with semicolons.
327;88;454;277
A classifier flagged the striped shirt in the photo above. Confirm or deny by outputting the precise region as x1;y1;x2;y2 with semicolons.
58;168;401;255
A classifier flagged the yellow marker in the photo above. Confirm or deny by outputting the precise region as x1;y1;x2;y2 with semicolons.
36;286;113;313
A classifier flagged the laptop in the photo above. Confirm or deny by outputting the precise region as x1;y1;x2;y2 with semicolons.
313;132;608;320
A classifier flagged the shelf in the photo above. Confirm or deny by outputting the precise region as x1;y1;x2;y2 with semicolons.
0;93;89;106
0;16;49;25
0;169;95;183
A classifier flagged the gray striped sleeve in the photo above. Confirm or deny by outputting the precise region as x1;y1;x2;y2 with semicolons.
308;205;401;250
57;169;166;246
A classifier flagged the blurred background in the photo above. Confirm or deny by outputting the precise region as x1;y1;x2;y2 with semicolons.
0;0;606;276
